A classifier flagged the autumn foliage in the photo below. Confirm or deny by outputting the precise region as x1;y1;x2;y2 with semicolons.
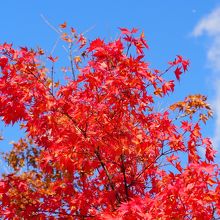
0;25;219;219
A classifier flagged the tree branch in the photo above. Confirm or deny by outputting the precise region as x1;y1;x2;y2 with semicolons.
120;153;129;201
95;147;121;204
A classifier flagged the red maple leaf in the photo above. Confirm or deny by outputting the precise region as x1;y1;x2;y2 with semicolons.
0;57;8;70
119;27;131;35
88;38;104;52
162;80;175;94
174;66;182;80
48;55;58;63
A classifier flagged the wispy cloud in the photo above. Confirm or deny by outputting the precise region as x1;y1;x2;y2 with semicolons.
193;7;220;37
192;7;220;148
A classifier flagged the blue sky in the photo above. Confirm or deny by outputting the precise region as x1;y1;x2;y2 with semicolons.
0;1;220;168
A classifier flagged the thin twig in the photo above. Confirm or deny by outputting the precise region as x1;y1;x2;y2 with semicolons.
51;37;60;55
40;14;61;34
82;25;96;35
51;64;54;95
69;42;75;80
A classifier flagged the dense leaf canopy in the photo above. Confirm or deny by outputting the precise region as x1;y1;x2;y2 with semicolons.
0;26;219;219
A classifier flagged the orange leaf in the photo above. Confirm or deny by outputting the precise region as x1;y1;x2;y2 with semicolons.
60;22;67;29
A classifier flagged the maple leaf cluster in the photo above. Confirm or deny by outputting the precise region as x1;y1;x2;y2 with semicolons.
0;26;219;219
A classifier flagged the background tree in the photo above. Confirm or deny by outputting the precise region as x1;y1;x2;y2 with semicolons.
0;25;219;219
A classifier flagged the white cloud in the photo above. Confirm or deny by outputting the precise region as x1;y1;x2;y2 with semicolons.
192;6;220;149
207;37;220;71
192;7;220;37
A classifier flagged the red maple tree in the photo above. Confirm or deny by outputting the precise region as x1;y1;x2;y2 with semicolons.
0;25;219;219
